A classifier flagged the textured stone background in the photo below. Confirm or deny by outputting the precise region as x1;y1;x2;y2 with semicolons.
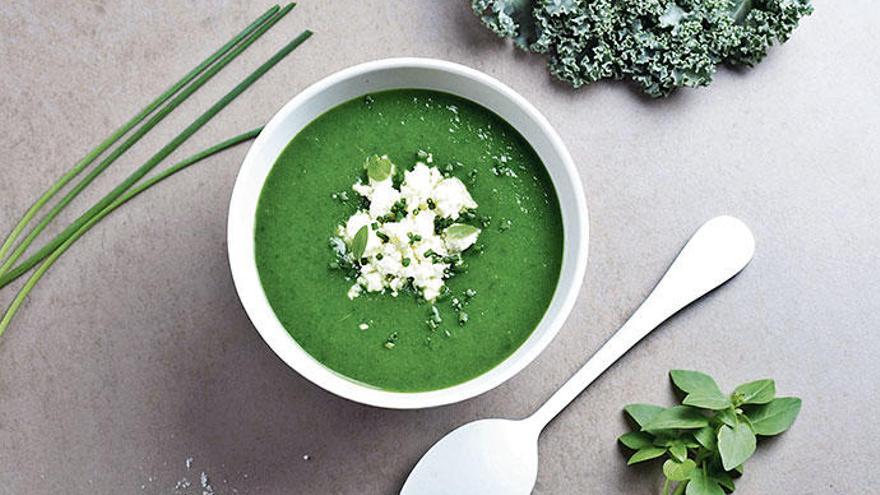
0;1;877;493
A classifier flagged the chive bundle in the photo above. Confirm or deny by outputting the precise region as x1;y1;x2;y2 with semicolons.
0;5;312;337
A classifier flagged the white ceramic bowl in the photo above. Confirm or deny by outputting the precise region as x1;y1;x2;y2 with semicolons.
228;58;588;409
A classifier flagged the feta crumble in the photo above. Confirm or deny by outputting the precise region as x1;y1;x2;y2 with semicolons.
331;154;481;302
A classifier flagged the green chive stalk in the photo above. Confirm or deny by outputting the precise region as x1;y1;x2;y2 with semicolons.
0;26;311;289
0;5;280;266
0;4;296;280
0;128;263;338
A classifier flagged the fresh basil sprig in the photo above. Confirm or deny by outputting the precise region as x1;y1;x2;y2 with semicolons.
619;370;801;495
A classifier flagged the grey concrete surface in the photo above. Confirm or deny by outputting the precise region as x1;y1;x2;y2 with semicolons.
0;1;877;493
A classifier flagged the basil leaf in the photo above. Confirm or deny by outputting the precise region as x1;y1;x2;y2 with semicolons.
351;225;369;260
445;223;480;240
745;397;802;436
686;468;724;495
627;446;667;465
624;403;665;428
683;392;732;410
364;154;393;182
693;426;717;451
733;379;776;406
713;472;736;492
717;423;756;471
682;438;700;449
663;458;696;481
670;370;724;397
716;408;737;427
644;406;709;431
618;431;654;450
668;443;688;462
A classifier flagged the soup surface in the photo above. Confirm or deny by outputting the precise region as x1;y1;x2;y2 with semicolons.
255;89;564;391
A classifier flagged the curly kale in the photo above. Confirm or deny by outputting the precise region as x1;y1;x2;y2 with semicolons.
472;0;813;97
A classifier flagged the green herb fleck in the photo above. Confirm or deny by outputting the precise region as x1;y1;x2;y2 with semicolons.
383;331;399;350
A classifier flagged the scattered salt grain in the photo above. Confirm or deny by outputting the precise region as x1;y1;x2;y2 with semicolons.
200;471;214;495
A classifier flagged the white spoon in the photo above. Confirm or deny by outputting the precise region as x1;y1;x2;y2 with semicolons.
400;216;756;495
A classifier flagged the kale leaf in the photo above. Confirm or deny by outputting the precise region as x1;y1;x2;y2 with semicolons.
472;0;813;97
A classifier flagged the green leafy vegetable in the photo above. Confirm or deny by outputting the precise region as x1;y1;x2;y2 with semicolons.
693;426;716;451
732;379;776;405
717;423;756;470
445;223;481;241
670;370;721;395
746;397;802;435
618;370;801;494
686;469;723;495
351;225;370;260
629;447;668;465
672;370;732;410
472;0;814;97
619;431;655;450
663;459;696;481
365;154;394;182
643;406;709;431
624;403;666;428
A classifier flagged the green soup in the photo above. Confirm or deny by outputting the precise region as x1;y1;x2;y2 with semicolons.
255;89;563;392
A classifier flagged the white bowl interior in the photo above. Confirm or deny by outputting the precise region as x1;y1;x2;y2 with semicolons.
228;58;588;409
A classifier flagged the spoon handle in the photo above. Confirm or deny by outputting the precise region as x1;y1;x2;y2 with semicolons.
527;216;756;430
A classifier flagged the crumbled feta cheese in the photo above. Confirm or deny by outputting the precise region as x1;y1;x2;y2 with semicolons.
333;155;481;302
433;177;477;220
444;225;481;253
400;162;443;212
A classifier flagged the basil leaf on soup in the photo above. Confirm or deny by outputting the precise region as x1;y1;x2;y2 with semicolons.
365;154;393;182
351;225;369;260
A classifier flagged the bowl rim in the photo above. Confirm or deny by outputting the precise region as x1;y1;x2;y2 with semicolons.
227;57;589;409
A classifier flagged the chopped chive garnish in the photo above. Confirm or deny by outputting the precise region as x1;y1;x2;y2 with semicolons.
0;128;264;337
383;332;399;350
402;258;411;267
0;5;283;270
0;15;311;289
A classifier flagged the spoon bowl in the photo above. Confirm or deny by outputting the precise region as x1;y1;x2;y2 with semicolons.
401;419;539;495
